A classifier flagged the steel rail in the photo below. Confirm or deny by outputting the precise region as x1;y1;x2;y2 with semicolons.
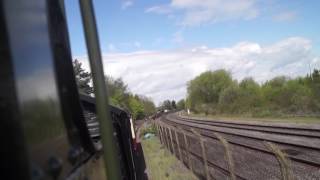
162;116;320;167
180;145;247;180
165;116;320;150
176;116;320;138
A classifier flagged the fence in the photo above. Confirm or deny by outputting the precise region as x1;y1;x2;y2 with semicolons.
153;121;293;180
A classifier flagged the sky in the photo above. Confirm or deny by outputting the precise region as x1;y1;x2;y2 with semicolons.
65;0;320;105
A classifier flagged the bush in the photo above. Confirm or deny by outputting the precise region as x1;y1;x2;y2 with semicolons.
140;124;157;137
186;69;320;118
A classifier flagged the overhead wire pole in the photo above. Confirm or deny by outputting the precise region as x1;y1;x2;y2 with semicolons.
78;0;122;179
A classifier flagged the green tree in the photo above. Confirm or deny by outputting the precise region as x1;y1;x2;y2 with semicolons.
261;76;288;110
161;100;173;110
73;61;156;118
177;99;185;110
73;59;93;94
185;98;191;110
186;68;320;117
137;95;156;117
105;76;156;119
238;78;262;112
283;79;313;113
105;76;130;108
187;69;234;112
307;69;320;111
128;96;145;120
171;100;177;109
218;84;240;113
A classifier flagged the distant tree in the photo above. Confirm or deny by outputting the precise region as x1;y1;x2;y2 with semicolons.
283;79;313;112
73;59;93;94
105;76;130;108
218;84;240;113
185;97;191;110
171;100;177;109
187;69;234;112
137;95;156;116
307;69;320;101
238;78;263;111
73;60;156;119
128;96;145;120
186;68;320;116
161;100;173;110
177;99;185;110
310;69;320;111
105;76;156;119
261;76;288;109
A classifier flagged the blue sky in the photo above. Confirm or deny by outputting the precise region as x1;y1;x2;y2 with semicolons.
65;0;320;103
65;0;320;55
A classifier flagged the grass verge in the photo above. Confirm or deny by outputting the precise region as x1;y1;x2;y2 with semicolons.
141;136;198;180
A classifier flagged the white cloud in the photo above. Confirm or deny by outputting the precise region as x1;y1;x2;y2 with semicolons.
145;5;172;14
108;42;141;51
77;37;319;104
146;0;259;26
121;1;133;10
273;11;297;22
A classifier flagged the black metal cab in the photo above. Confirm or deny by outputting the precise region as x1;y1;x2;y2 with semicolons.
0;1;145;179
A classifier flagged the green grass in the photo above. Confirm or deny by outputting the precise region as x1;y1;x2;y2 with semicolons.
141;136;198;180
183;112;320;124
139;123;157;138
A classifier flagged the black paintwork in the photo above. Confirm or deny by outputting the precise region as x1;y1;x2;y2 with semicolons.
80;94;137;180
0;1;147;179
0;1;95;179
0;2;31;179
47;0;95;154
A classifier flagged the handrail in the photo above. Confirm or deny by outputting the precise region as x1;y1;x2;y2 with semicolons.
78;0;122;179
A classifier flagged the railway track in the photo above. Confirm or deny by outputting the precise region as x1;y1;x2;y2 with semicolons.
177;115;320;138
159;113;320;180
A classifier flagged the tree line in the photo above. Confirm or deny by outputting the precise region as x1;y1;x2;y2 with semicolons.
186;69;320;117
73;59;156;120
158;99;185;111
